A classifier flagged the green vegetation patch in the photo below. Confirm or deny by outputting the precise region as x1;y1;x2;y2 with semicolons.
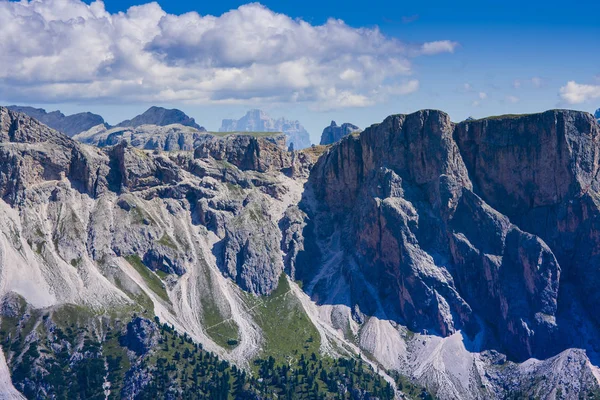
156;233;177;250
197;258;239;349
125;255;170;304
1;302;398;399
112;274;155;313
466;113;535;122
247;274;321;363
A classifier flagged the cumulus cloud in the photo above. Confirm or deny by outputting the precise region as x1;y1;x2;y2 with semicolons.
559;81;600;104
478;92;488;100
0;0;458;109
506;95;520;103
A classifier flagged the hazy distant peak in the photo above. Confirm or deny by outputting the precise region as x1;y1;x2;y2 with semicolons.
220;109;311;149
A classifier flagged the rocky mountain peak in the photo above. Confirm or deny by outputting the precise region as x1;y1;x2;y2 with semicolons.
116;106;204;130
319;120;361;145
6;105;107;137
0;106;68;144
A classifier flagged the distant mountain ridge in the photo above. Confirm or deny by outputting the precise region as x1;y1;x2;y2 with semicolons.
319;120;361;145
6;105;107;137
116;106;204;130
220;109;311;149
595;108;599;121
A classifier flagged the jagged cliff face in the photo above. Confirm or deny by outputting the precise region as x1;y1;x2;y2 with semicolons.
319;121;361;145
281;109;600;397
1;106;600;399
299;111;568;359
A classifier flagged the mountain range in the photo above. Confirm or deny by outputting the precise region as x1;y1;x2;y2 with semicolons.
1;106;600;399
9;106;313;149
220;109;312;150
6;105;107;137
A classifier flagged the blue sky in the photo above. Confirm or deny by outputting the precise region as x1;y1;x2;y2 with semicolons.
1;0;599;143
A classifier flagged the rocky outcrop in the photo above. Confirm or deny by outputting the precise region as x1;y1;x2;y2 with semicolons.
116;106;204;130
214;194;284;294
454;111;600;215
121;317;160;355
0;106;109;203
454;111;600;330
291;109;600;363
74;124;211;151
194;133;289;173
220;109;311;149
7;105;107;137
319;121;361;145
595;108;600;121
0;106;299;296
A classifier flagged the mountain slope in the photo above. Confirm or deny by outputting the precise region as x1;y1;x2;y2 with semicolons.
1;106;600;399
220;109;312;150
116;106;204;130
6;105;106;137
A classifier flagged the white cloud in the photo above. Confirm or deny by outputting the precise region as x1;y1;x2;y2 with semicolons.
463;83;472;91
559;81;600;104
506;95;520;103
513;80;522;89
478;92;487;100
531;76;542;88
0;0;457;109
419;40;459;55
